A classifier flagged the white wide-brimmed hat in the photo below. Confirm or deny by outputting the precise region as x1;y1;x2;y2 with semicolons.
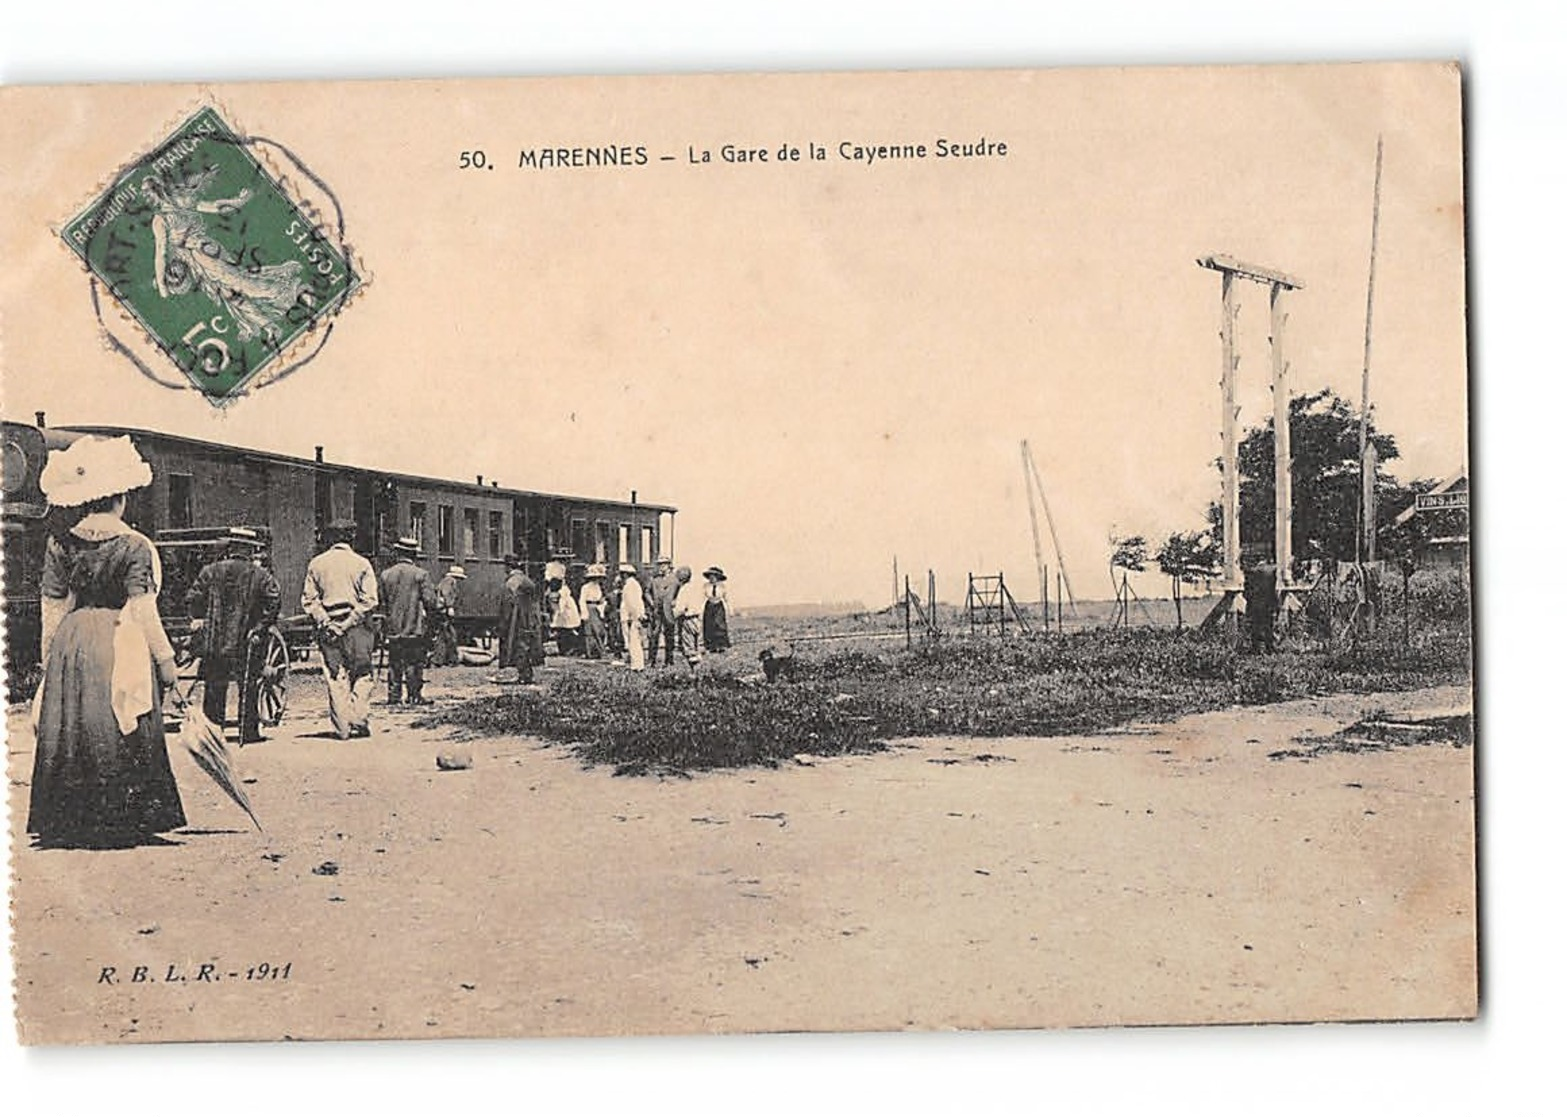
585;563;607;579
40;435;152;508
447;564;468;579
617;562;638;575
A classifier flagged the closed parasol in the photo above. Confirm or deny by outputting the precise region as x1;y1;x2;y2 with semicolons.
171;701;263;831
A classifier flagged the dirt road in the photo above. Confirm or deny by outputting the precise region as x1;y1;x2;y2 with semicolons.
8;671;1476;1043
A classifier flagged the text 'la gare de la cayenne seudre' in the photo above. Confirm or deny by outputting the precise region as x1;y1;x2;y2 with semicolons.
507;137;1008;170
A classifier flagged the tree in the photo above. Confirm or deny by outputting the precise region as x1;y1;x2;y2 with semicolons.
1156;530;1220;630
1207;388;1425;570
1108;533;1151;629
1109;534;1149;575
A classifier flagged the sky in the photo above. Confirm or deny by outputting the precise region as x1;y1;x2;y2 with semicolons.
1;63;1468;608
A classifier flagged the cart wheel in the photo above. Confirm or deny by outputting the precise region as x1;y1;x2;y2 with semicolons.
257;628;290;726
172;633;199;668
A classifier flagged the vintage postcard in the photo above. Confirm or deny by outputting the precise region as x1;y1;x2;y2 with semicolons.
1;63;1473;1045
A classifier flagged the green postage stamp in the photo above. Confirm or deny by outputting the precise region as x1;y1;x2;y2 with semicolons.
61;106;362;402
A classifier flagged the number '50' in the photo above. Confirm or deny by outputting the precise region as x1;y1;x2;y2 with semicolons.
458;150;488;169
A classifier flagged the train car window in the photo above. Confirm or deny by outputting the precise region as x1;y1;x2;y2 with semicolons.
169;473;193;529
438;505;454;557
315;471;333;532
488;510;503;559
410;501;427;550
595;522;610;564
571;517;587;560
640;525;653;565
463;508;479;558
618;524;631;565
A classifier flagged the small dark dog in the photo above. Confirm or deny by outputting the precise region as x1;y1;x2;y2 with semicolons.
759;648;798;683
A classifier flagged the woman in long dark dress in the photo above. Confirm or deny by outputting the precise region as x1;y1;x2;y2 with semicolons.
701;566;731;653
28;436;184;848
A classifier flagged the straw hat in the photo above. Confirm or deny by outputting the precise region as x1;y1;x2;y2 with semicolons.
223;526;263;556
447;564;468;579
702;565;727;581
585;563;607;579
40;435;152;507
617;562;638;575
392;536;420;555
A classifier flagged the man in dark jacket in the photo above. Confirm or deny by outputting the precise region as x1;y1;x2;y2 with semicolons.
1243;561;1280;654
187;527;282;743
380;537;439;704
647;554;677;667
495;552;543;684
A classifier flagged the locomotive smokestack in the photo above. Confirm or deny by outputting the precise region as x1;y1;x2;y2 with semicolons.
631;489;638;505
35;411;45;428
314;445;324;463
477;475;483;486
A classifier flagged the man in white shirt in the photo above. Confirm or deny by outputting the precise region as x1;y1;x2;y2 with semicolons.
617;562;647;672
301;520;379;739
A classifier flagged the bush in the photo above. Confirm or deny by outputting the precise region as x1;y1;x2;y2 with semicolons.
421;623;1469;776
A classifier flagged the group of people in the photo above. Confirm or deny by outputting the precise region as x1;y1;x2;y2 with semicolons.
492;553;731;682
21;431;732;849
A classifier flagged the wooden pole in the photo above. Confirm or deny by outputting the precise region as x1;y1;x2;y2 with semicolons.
1363;441;1380;565
1042;563;1048;632
1358;135;1384;564
905;574;913;650
1220;270;1241;589
1056;569;1064;634
928;569;937;635
1021;441;1049;622
1024;447;1078;613
1270;282;1294;586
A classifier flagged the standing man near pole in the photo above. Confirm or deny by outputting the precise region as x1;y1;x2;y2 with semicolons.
187;527;281;744
380;537;439;705
301;519;379;739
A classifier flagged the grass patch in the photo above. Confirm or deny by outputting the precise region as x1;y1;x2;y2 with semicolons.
418;626;1470;776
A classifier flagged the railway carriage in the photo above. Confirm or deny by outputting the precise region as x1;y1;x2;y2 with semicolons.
2;416;674;694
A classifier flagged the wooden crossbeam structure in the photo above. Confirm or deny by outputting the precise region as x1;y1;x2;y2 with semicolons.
1197;254;1304;614
966;573;1032;636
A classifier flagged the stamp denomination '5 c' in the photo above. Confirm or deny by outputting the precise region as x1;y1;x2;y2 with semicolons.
61;106;360;402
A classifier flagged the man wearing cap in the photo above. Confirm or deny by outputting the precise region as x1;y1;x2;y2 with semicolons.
647;555;678;667
431;563;466;666
301;520;379;739
186;527;282;743
617;562;647;672
380;537;439;705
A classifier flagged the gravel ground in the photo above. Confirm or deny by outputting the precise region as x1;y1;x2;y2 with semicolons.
7;665;1476;1044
